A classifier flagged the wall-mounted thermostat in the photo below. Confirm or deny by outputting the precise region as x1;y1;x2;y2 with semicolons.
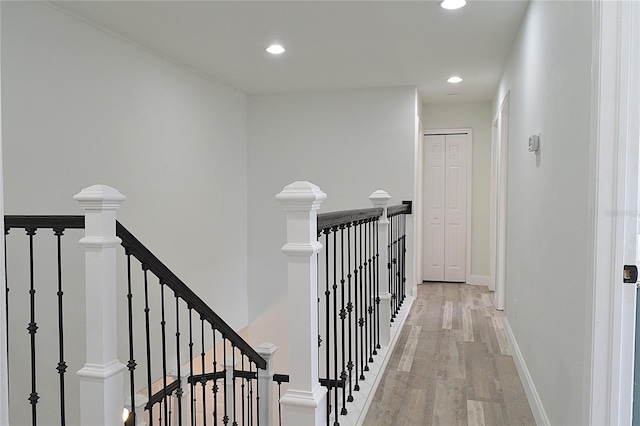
528;134;540;153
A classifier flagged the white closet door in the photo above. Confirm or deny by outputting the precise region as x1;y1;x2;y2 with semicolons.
422;133;468;283
444;134;467;282
422;135;446;281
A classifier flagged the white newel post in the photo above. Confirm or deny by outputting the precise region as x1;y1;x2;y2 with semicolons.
256;342;277;425
369;190;392;348
74;185;127;426
276;181;327;426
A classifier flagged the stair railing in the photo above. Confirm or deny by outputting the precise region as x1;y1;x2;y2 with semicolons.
4;185;269;426
276;182;412;426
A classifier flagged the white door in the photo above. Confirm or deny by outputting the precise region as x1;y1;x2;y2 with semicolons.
422;133;468;282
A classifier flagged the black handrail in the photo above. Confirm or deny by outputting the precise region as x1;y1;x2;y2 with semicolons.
387;201;412;218
4;215;266;369
317;208;383;232
116;222;266;368
5;215;84;230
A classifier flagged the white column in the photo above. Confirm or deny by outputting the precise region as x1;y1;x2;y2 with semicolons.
74;184;127;426
369;190;392;348
276;181;327;426
125;393;148;426
256;342;277;425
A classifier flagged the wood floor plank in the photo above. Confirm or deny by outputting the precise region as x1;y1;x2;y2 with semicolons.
442;300;453;329
482;401;508;426
466;400;486;426
403;387;433;426
491;315;511;356
494;354;535;425
432;378;468;426
436;330;465;380
398;325;422;372
462;308;474;342
462;341;498;401
363;283;535;426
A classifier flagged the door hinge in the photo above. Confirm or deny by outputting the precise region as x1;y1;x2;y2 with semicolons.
623;264;638;283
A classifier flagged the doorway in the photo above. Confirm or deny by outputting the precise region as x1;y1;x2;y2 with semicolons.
422;131;470;283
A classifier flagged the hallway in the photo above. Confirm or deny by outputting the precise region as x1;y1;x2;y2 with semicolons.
363;283;535;425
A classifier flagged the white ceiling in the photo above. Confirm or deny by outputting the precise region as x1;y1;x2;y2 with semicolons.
51;0;529;104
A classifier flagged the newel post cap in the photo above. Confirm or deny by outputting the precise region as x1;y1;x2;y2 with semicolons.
74;184;126;210
369;190;391;207
276;181;327;211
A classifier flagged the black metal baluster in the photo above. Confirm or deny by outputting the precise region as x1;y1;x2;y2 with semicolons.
339;225;347;416
364;220;371;370
248;361;254;426
387;216;393;323
374;219;381;351
4;228;8;368
254;361;259;426
232;344;237;426
367;220;374;363
346;224;354;402
390;216;397;319
161;281;170;424
358;221;366;381
201;318;208;426
213;327;218;426
352;222;360;392
125;249;137;426
53;227;68;425
276;377;283;426
402;214;407;304
188;307;195;426
143;265;154;426
223;336;229;426
175;293;183;426
331;229;339;425
26;227;38;426
241;353;246;426
323;228;331;426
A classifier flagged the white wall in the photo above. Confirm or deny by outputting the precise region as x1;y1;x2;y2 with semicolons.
2;2;249;329
421;101;492;277
247;87;417;320
493;1;593;424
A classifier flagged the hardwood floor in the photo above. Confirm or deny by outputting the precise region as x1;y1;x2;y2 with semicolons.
363;283;535;426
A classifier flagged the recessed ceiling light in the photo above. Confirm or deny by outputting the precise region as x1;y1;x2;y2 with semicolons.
440;0;467;10
447;76;463;83
266;44;285;55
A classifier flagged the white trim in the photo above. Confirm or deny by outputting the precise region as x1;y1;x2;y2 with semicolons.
489;117;498;293
588;1;640;424
423;128;473;285
504;318;550;426
466;275;489;287
495;94;509;312
344;296;414;426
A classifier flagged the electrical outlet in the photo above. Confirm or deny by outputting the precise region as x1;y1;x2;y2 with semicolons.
514;298;518;319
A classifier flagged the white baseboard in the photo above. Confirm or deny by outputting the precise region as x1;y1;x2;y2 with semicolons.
466;274;489;286
342;295;414;426
504;317;550;426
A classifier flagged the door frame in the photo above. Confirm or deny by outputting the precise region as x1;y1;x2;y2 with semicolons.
588;0;640;424
490;94;509;311
421;128;473;284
